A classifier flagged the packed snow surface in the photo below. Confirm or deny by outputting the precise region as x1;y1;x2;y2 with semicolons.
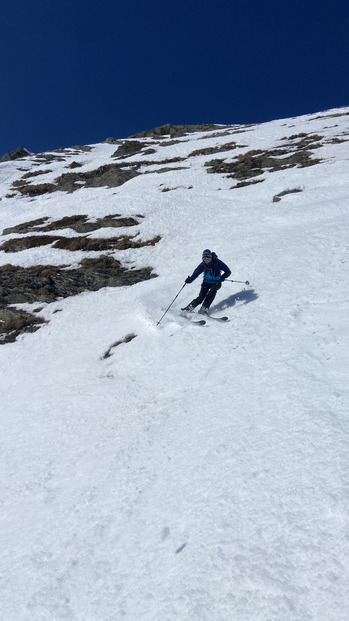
1;108;349;620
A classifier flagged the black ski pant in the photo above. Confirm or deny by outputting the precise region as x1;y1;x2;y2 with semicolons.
190;281;221;309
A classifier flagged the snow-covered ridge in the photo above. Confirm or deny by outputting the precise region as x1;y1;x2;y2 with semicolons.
1;108;349;620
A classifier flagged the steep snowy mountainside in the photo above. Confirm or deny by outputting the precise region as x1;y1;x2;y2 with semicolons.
1;107;349;621
1;107;348;342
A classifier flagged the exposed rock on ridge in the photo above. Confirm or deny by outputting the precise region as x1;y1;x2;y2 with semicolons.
129;123;226;139
14;162;140;196
1;147;31;162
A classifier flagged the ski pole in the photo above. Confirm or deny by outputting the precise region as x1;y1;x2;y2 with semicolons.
156;283;187;326
226;279;250;285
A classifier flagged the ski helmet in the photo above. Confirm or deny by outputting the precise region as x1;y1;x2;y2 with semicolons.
202;249;212;259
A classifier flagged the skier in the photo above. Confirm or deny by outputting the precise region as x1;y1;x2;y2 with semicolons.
181;249;231;315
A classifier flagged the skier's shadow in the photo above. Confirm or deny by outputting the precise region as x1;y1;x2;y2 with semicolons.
211;288;258;313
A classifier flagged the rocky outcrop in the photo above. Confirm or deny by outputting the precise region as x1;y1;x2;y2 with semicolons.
0;257;157;343
13;162;140;195
206;145;322;181
0;256;156;343
103;137;120;144
112;140;145;158
0;206;159;343
0;307;47;344
189;141;240;157
1;147;31;162
0;233;161;253
0;257;156;307
129;123;225;139
67;161;83;169
3;214;140;236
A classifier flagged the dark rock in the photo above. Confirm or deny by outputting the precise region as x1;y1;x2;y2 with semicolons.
3;217;50;235
0;307;47;344
55;164;138;192
206;147;322;181
233;179;264;189
70;145;93;152
19;169;53;179
3;214;140;236
53;163;140;192
14;162;140;195
67;161;83;169
15;183;57;196
0;233;161;253
112;141;145;158
0;257;157;307
129;124;224;139
1;147;32;162
0;235;61;253
54;234;161;252
189;141;239;157
273;188;303;202
33;153;66;163
103;333;137;358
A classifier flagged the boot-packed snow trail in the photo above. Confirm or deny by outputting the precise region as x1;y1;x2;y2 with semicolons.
1;108;349;620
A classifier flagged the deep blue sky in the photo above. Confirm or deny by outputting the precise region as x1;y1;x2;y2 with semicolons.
1;0;348;154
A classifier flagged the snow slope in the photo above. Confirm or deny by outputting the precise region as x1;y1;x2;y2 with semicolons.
1;108;349;620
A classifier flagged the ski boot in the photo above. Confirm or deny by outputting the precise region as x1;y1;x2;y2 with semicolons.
181;303;194;312
198;306;209;315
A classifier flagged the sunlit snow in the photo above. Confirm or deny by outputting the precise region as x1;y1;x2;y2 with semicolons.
1;108;349;620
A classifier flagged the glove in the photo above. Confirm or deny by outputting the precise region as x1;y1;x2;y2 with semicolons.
220;276;226;283
185;276;192;284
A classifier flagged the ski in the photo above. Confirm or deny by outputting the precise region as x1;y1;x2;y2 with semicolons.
184;316;206;326
181;310;228;323
180;312;206;326
196;311;229;321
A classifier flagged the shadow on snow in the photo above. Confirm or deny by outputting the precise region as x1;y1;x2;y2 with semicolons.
211;288;258;313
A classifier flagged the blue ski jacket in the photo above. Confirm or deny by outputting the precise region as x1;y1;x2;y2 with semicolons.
188;253;231;285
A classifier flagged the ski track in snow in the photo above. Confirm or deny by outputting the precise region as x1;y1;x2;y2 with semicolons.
1;108;349;620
